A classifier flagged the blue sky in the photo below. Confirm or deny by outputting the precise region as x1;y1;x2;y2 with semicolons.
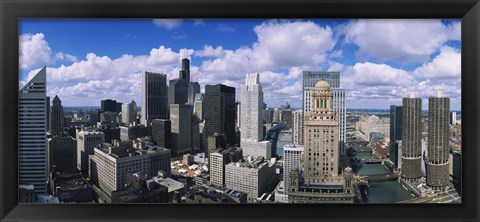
19;19;461;110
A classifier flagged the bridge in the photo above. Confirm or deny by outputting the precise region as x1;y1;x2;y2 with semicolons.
365;173;399;182
354;148;373;153
360;158;382;164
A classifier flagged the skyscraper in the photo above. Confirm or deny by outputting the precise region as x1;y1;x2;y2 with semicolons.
390;105;403;167
19;66;48;195
170;104;192;156
303;80;340;178
427;89;450;190
288;80;354;203
141;72;168;125
283;144;304;193
203;84;236;152
302;71;346;157
50;95;65;137
169;58;200;106
241;73;263;143
401;92;422;182
122;100;137;125
47;136;76;175
239;73;272;158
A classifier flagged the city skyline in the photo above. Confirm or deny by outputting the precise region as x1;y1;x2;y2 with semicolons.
19;19;461;110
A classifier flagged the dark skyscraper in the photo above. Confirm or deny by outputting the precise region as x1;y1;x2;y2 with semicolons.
151;119;171;148
169;58;190;105
50;95;65;137
101;99;122;113
203;84;236;150
401;93;422;182
389;105;403;167
427;90;450;190
141;72;168;125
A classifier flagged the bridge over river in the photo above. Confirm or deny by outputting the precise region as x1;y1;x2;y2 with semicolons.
365;173;399;182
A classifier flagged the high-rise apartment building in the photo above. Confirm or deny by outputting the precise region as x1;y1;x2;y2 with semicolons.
203;84;236;152
427;90;450;189
77;130;104;175
141;72;168;125
302;71;346;156
401;92;423;181
292;110;304;145
122;100;137;125
49;95;65;137
170;104;192;156
390;105;403;167
19;66;48;195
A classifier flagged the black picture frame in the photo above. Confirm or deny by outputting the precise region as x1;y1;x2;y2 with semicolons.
1;0;479;221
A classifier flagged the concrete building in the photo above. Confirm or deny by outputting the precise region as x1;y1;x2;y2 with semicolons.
263;108;274;124
19;66;48;195
48;136;77;175
203;84;236;152
283;144;304;193
401;92;423;182
292;110;304;145
151;119;171;148
49;95;65;136
170;104;192;156
169;58;199;106
77;130;104;175
89;109;100;126
240;73;272;159
288;80;355;203
302;71;346;157
141;72;168;125
111;172;168;203
225;156;277;203
427;90;450;190
390;105;403;168
89;142;171;196
209;146;242;187
122;100;137;125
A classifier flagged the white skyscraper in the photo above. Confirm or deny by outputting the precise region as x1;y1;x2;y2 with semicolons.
122;100;137;125
283;144;304;193
19;66;48;195
240;73;271;158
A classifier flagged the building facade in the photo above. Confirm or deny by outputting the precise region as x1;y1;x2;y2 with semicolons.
283;144;304;193
141;72;168;125
302;71;346;156
151;119;171;148
427;90;450;189
170;104;192;156
401;93;423;181
47;136;77;175
292;110;304;145
122;100;137;125
288;80;355;203
19;67;48;195
203;84;236;152
77;130;104;175
390;105;403;168
89;143;171;196
225;157;277;203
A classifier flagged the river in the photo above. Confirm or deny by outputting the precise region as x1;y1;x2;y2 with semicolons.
351;144;414;203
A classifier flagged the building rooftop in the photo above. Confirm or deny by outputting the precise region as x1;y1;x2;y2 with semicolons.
153;176;184;193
